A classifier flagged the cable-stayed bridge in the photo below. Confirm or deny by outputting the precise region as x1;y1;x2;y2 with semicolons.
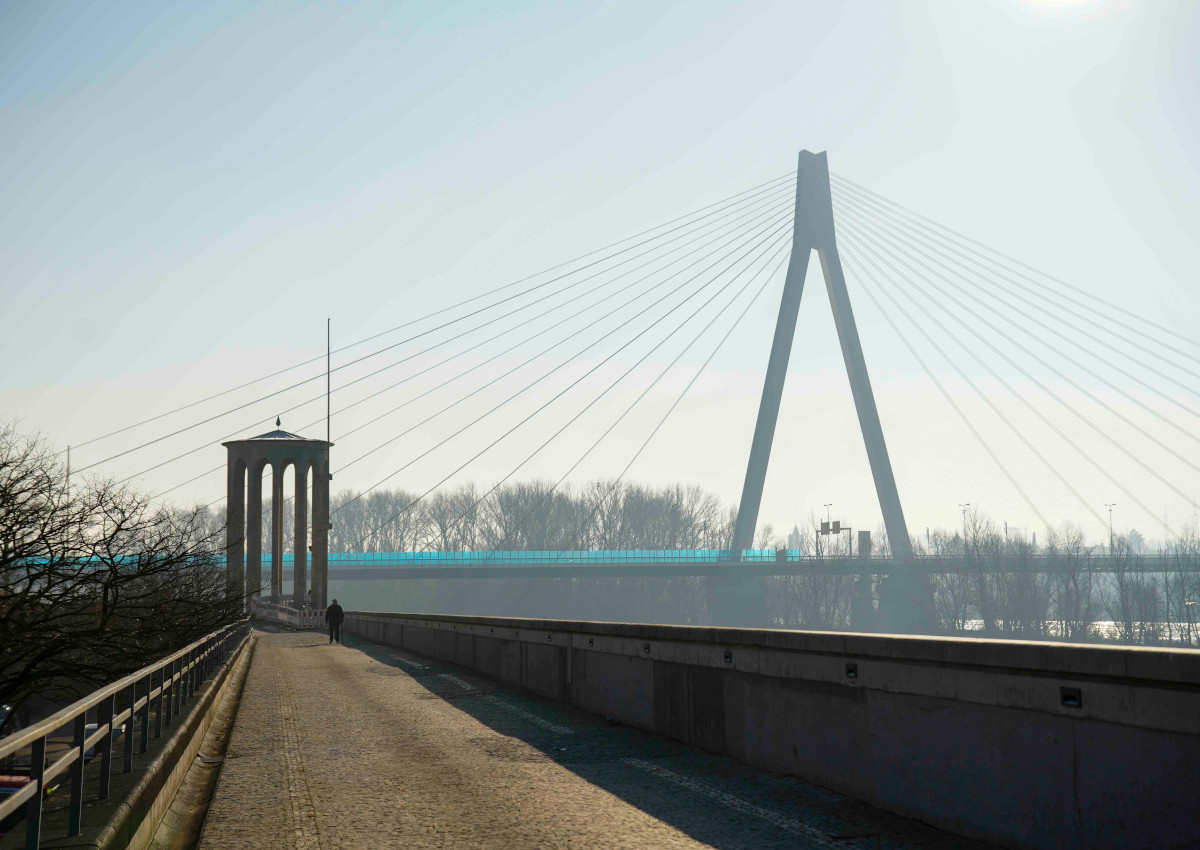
63;149;1200;628
11;149;1200;850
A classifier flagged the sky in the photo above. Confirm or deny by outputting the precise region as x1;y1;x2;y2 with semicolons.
2;0;1198;547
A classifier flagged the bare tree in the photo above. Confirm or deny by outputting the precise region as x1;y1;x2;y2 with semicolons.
0;424;240;732
1164;531;1199;646
920;529;970;633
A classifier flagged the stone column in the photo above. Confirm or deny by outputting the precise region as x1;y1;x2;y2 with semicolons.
312;455;330;610
247;466;263;599
271;462;284;601
294;461;308;608
225;456;245;611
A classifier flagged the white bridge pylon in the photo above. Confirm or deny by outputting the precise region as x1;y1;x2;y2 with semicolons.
732;150;913;562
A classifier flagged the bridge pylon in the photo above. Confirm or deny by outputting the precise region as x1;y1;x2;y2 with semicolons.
718;150;926;629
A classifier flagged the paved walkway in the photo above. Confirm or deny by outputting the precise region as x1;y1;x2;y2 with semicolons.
198;626;981;849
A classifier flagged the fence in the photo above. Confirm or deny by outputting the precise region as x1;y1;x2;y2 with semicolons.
0;621;247;848
251;598;325;629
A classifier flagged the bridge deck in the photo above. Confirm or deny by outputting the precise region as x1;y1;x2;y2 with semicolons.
198;626;978;849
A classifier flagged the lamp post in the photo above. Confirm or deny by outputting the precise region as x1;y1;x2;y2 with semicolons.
1105;503;1116;556
958;503;970;550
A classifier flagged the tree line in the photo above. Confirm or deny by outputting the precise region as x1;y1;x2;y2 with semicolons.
298;485;1200;647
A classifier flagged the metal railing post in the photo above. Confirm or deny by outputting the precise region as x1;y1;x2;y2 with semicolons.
68;713;85;835
161;663;172;730
123;682;136;773
151;669;162;741
98;693;114;799
24;735;46;850
171;657;182;719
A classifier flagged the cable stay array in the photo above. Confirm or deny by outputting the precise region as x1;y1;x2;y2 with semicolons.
347;216;795;550
831;183;1200;409
830;175;1197;542
61;163;1199;551
833;207;1200;481
170;181;796;505
831;174;1200;358
64;171;798;458
338;206;796;534
75;172;798;476
485;247;793;548
152;177;797;498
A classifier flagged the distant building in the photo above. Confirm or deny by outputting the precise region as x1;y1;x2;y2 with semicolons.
786;524;803;551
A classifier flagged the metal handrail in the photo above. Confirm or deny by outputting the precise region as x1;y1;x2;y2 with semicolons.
251;599;325;629
0;619;249;847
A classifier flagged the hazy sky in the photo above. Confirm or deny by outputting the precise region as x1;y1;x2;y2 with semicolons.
2;0;1198;545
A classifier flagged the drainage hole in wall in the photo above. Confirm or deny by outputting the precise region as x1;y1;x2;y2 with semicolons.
1060;686;1082;709
723;650;732;664
845;662;858;679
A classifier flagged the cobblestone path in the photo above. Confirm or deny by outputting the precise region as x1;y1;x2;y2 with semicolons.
198;626;981;849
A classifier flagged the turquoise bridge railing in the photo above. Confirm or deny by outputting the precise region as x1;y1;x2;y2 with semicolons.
242;549;836;568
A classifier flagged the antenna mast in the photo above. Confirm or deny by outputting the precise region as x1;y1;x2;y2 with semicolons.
326;318;331;448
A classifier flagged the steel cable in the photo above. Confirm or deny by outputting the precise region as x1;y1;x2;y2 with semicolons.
840;226;1188;540
830;172;1200;359
68;171;799;455
77;177;799;474
836;216;1193;538
443;230;794;541
839;240;1072;531
346;214;796;544
147;185;798;495
505;245;792;544
834;206;1200;477
830;184;1200;411
329;205;795;485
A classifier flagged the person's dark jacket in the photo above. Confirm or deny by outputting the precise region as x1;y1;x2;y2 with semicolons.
326;602;344;626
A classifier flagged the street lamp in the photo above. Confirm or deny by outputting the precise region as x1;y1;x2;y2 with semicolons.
824;503;833;525
1105;503;1116;556
958;503;970;541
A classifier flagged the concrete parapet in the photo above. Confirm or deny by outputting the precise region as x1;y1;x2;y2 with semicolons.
343;611;1200;850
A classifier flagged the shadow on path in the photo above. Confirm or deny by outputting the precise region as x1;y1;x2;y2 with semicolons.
339;631;980;850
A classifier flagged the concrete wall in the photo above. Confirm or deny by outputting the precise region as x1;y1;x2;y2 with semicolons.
344;611;1200;850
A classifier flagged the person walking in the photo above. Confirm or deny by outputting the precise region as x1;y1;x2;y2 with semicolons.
326;598;344;644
